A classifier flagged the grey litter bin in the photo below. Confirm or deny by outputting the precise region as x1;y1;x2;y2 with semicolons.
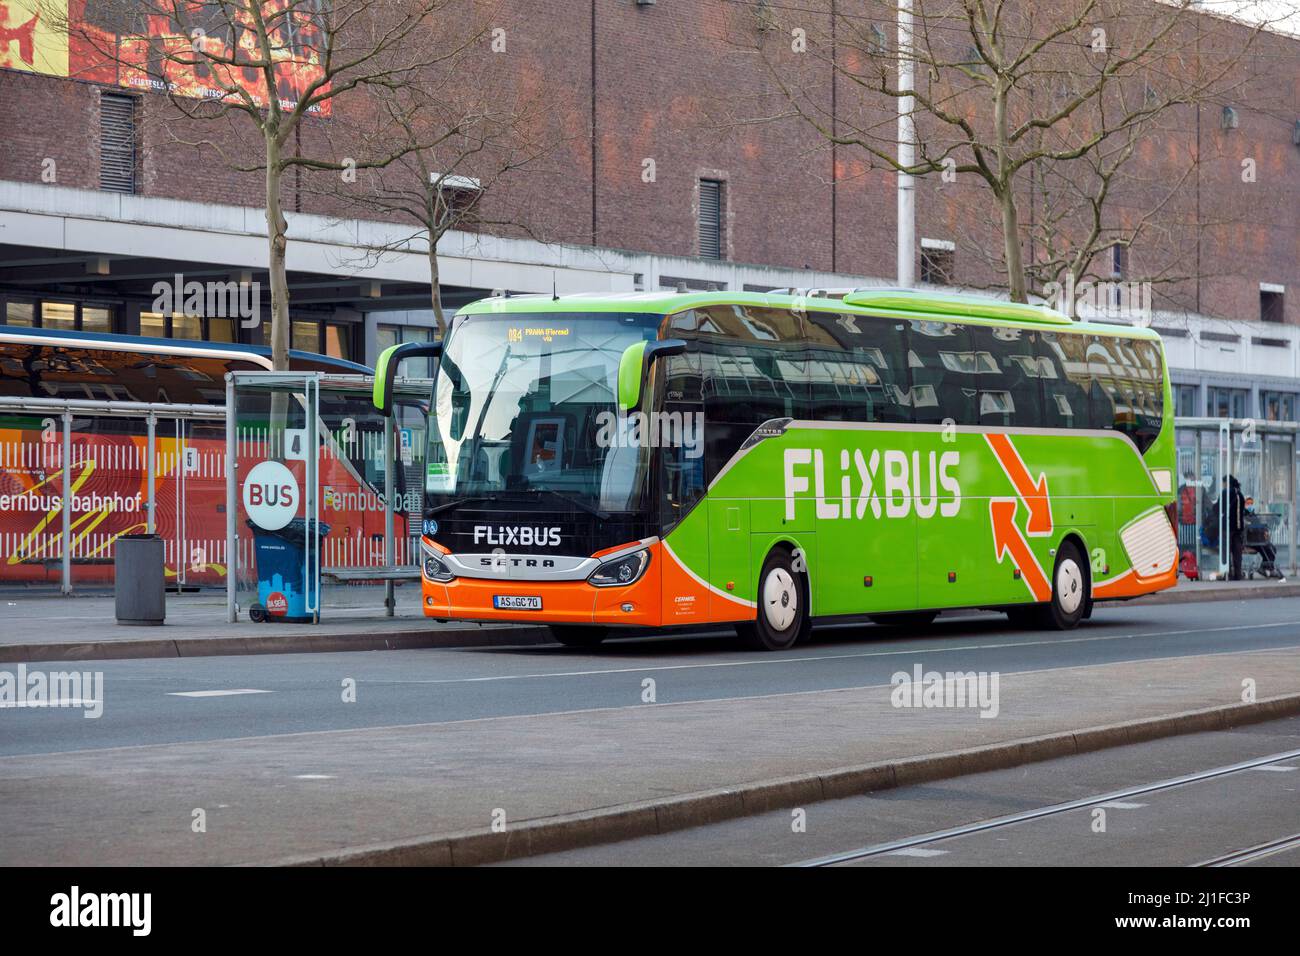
115;534;166;626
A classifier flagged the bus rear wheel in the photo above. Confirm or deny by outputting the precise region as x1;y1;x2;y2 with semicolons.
1045;541;1088;630
739;548;811;651
550;625;608;648
1005;541;1088;631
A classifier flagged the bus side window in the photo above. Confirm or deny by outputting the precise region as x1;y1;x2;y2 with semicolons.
968;325;1044;429
907;320;977;426
657;351;706;528
799;311;910;424
1040;331;1092;430
1085;337;1120;433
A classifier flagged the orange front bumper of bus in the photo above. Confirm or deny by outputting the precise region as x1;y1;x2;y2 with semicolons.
421;539;758;628
422;548;663;627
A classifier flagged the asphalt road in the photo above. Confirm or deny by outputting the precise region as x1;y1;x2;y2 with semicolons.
5;597;1300;757
504;714;1300;867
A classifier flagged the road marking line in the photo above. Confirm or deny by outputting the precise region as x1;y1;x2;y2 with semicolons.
168;689;271;698
381;621;1300;686
886;848;948;857
1097;801;1147;809
1245;764;1297;772
293;774;335;780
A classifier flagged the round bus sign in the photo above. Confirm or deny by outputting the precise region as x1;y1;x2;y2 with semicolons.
243;460;299;531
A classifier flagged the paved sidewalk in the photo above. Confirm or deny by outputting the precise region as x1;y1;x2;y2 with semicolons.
2;646;1296;865
0;577;1296;662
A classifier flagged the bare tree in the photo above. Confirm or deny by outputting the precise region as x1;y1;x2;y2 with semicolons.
734;0;1279;304
314;55;561;337
47;0;492;368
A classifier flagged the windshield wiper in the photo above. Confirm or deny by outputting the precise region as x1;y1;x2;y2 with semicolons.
426;494;500;516
529;488;609;520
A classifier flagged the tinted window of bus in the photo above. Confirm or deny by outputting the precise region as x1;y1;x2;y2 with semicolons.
1099;336;1163;451
965;325;1045;428
1039;330;1094;429
655;351;707;527
802;311;911;424
672;306;805;482
906;320;979;426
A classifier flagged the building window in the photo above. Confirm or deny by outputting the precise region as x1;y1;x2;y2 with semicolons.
868;23;889;54
431;173;483;230
377;324;434;376
140;311;166;338
324;323;353;361
1260;285;1284;324
920;239;955;285
41;302;77;330
81;306;112;333
1261;390;1296;423
209;318;236;343
1208;386;1248;419
292;320;320;352
1173;384;1199;417
99;93;138;194
172;313;203;340
698;179;724;260
4;301;35;326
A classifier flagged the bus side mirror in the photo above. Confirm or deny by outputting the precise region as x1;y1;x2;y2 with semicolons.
373;341;443;417
617;339;687;412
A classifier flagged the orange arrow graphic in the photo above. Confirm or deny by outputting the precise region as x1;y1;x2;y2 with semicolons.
986;433;1052;536
990;498;1051;602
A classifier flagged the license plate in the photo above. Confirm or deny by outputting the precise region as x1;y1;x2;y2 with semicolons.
494;595;542;610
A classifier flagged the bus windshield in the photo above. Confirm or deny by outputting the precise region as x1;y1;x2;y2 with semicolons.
425;312;660;513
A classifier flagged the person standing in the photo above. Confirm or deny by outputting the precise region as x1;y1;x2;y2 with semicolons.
1223;475;1247;580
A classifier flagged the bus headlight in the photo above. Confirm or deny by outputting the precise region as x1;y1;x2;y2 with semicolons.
588;548;650;588
422;544;455;582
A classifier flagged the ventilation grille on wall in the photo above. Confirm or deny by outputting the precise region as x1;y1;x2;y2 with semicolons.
698;179;723;260
100;93;137;194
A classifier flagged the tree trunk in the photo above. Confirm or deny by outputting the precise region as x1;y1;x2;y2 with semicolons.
265;130;291;370
427;238;446;338
993;80;1028;304
1000;190;1028;303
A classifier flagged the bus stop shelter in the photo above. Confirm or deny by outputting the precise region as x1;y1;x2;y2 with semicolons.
224;371;430;623
1173;417;1298;580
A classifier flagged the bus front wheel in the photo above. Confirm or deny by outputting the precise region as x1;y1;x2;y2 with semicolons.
550;625;608;648
739;548;811;651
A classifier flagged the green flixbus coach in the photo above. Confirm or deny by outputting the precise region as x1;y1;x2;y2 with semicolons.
374;288;1178;651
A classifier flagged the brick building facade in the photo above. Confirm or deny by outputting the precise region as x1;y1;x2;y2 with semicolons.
0;1;1297;409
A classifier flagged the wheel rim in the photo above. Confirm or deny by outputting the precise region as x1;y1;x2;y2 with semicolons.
1056;558;1084;615
763;567;798;631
